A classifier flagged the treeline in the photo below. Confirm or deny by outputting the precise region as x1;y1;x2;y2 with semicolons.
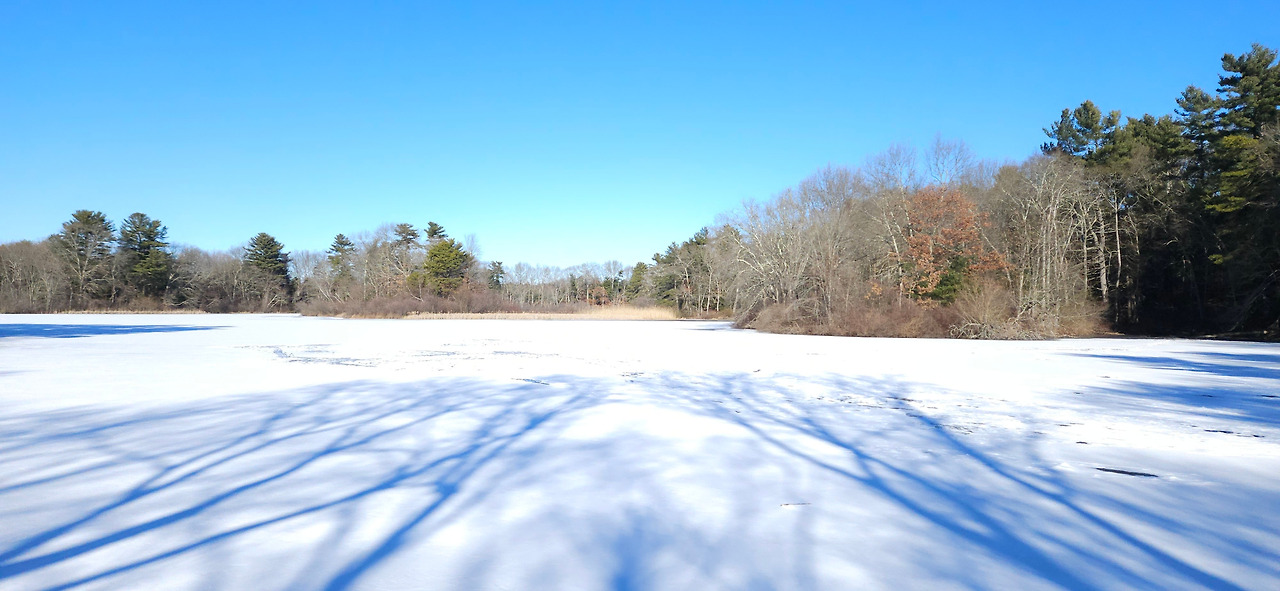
0;212;657;316
648;43;1280;338
298;224;653;316
0;209;322;313
3;44;1275;338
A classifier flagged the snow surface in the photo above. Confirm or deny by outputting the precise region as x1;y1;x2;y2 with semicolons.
0;314;1278;590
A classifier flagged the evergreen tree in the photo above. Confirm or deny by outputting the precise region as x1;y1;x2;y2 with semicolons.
55;210;115;303
1045;43;1280;334
626;261;648;301
651;229;713;313
1043;108;1084;155
327;234;357;279
118;213;164;252
117;212;171;297
244;233;291;287
601;270;625;302
1218;44;1280;138
425;221;447;241
1176;86;1221;185
1042;100;1120;159
416;238;471;295
392;223;420;247
387;223;422;278
487;261;505;290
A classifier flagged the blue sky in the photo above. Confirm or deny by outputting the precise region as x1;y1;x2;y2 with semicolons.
2;1;1278;267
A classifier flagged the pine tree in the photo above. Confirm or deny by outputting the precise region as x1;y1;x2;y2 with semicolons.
1043;101;1120;159
1043;108;1084;155
415;238;471;296
327;234;356;279
626;261;648;301
118;212;171;297
1207;45;1280;330
392;223;420;247
1077;101;1121;159
1218;44;1280;138
1176;86;1221;185
487;261;505;290
425;222;447;241
55;210;115;304
244;233;291;286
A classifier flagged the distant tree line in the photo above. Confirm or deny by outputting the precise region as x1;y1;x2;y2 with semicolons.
2;44;1275;338
0;208;660;316
0;214;479;314
0;210;299;313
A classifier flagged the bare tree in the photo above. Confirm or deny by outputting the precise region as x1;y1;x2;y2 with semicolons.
0;240;67;312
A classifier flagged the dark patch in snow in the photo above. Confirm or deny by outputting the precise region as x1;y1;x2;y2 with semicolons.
518;378;549;385
1076;441;1089;444
1096;468;1158;478
1204;429;1235;434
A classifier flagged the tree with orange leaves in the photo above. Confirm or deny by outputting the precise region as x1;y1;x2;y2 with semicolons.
900;187;1007;304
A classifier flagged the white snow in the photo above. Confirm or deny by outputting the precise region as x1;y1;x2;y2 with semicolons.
1;314;1278;590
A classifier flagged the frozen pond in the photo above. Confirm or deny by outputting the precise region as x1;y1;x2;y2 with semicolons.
1;314;1278;589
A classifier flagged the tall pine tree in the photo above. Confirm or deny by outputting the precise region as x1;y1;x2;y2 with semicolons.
244;233;291;292
118;212;171;297
55;210;115;304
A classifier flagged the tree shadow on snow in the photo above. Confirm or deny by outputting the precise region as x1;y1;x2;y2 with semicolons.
0;324;223;340
0;378;625;590
0;371;1275;589
1069;350;1280;381
643;373;1276;590
1067;350;1280;425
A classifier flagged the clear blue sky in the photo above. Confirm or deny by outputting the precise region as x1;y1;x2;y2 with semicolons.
2;1;1278;267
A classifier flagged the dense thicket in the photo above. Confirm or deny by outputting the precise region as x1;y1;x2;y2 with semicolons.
1037;43;1280;335
646;44;1278;339
2;44;1275;338
656;150;1109;338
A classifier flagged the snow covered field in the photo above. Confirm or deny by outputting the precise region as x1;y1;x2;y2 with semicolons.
1;314;1278;590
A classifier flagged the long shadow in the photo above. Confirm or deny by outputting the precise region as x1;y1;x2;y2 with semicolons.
650;376;1098;590
0;377;611;590
1068;351;1280;425
1070;351;1280;381
650;373;1272;590
0;324;223;339
1;369;1275;589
